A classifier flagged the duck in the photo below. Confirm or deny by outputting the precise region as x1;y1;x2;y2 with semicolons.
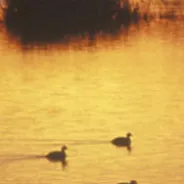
46;145;67;161
111;132;132;147
117;180;137;184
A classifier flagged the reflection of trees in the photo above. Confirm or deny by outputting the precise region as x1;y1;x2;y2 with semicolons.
137;0;184;17
0;0;8;9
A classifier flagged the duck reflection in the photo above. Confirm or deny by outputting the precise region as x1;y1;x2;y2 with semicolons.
4;17;122;47
111;132;132;151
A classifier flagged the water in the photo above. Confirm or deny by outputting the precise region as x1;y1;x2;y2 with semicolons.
0;20;184;184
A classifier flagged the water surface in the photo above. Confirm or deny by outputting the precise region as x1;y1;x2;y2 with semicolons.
0;20;184;184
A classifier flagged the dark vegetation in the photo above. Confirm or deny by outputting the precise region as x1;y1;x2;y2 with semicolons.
2;0;181;45
2;0;140;44
4;0;127;26
3;0;140;27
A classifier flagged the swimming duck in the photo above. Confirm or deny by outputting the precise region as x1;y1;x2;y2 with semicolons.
117;180;137;184
111;132;132;147
46;145;67;161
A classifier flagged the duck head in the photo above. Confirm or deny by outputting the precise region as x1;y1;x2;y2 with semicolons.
61;145;67;151
126;132;132;137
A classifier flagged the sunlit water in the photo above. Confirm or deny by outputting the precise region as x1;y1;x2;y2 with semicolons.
0;20;184;184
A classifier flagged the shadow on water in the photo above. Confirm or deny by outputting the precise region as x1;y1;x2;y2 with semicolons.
2;10;141;50
1;138;133;150
51;139;132;154
2;0;139;47
0;154;68;170
0;138;132;170
3;0;183;49
5;20;124;47
0;138;133;152
0;139;131;169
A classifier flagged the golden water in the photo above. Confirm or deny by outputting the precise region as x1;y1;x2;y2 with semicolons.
0;20;184;184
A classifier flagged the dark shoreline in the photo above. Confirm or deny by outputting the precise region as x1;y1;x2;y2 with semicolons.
2;0;141;44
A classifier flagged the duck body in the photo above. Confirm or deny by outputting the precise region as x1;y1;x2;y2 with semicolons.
111;137;131;146
46;145;67;161
111;132;132;147
46;151;66;161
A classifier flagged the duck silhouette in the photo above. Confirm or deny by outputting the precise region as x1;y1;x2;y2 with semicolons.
111;132;132;150
46;145;67;162
117;180;137;184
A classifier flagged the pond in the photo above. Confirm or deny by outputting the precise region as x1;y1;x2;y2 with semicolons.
0;19;184;184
